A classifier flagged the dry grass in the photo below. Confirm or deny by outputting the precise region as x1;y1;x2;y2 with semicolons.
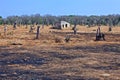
0;25;120;80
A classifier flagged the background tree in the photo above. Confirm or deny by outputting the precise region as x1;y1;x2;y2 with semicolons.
0;16;3;25
2;14;120;27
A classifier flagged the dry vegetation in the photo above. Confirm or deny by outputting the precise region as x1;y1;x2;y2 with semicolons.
0;25;120;80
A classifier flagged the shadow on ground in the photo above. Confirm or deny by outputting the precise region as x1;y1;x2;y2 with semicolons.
60;44;120;53
0;44;120;80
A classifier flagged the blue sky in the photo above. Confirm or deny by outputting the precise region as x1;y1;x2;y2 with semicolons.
0;0;120;18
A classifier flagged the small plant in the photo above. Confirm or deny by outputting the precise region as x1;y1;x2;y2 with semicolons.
108;27;112;31
7;31;14;35
29;25;35;33
65;35;70;43
11;42;22;45
9;41;22;45
55;37;62;43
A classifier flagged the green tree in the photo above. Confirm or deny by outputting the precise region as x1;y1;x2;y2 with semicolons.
0;16;3;25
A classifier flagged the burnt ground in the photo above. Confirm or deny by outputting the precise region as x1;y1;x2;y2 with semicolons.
0;31;120;80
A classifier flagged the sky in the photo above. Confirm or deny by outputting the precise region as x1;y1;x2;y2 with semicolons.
0;0;120;18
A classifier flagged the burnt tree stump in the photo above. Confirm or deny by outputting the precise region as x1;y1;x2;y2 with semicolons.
109;26;112;31
13;22;17;30
36;26;40;39
73;24;77;35
95;26;105;41
4;24;7;36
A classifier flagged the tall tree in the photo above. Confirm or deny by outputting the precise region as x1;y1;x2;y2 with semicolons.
0;16;3;25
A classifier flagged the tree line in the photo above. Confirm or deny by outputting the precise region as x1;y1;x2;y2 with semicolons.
0;14;120;27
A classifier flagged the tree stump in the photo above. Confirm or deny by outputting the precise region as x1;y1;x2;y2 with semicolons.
95;26;105;41
108;27;112;31
36;26;40;39
13;22;17;29
4;24;7;36
73;24;77;35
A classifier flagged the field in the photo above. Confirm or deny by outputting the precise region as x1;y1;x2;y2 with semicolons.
0;25;120;80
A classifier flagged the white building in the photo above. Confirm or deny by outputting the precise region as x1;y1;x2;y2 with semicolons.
60;21;70;29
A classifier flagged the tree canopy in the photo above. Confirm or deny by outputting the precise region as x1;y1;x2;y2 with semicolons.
0;16;3;25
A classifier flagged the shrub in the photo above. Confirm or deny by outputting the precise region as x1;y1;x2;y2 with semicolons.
7;31;14;35
65;36;70;43
55;37;62;43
